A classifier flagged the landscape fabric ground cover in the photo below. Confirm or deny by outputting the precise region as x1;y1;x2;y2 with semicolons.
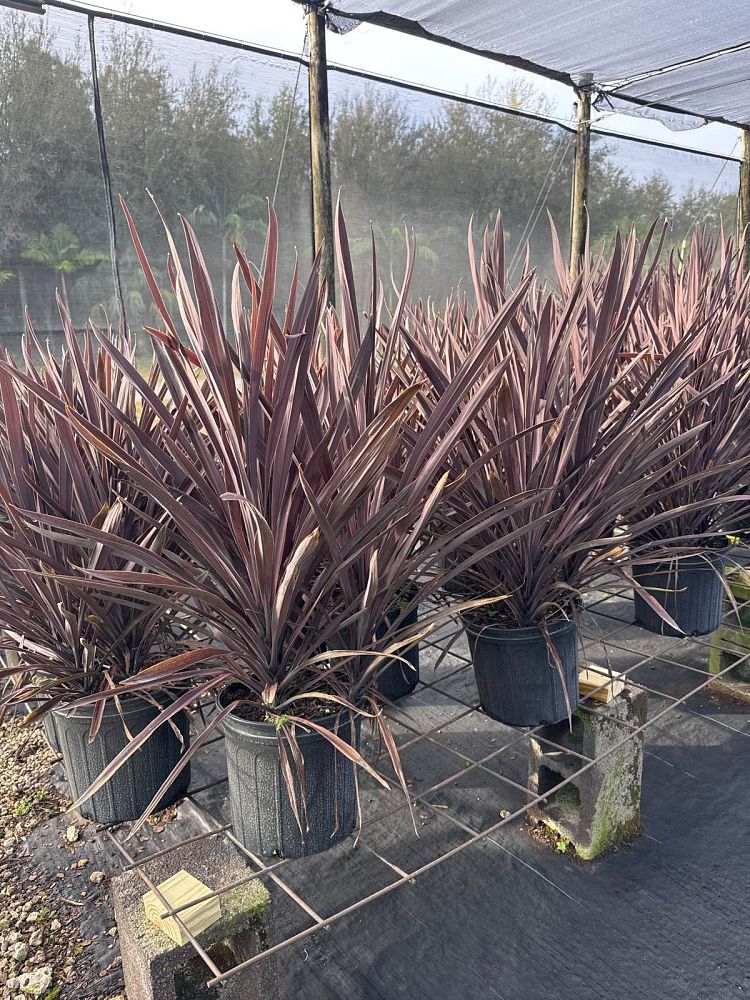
1;578;748;1000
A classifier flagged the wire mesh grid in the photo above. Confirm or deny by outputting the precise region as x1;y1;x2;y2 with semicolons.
99;565;750;988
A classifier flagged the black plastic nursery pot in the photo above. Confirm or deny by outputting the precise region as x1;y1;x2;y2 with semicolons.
464;618;579;727
633;548;726;637
220;695;358;859
376;602;420;702
42;713;61;754
53;695;191;826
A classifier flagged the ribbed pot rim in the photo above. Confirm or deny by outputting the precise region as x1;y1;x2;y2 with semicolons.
51;690;173;722
633;547;726;575
461;616;577;643
218;689;352;743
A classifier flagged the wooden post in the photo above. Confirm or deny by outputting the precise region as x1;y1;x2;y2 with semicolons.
738;127;750;273
307;3;335;305
569;74;593;279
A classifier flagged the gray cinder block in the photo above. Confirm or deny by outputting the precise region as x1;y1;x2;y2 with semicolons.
112;836;278;1000
528;686;648;860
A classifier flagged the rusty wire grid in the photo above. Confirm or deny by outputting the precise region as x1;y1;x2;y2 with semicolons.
99;567;750;988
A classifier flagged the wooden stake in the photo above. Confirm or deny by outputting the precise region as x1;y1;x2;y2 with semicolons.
307;3;336;306
569;75;593;279
143;870;221;946
738;127;750;273
579;666;625;704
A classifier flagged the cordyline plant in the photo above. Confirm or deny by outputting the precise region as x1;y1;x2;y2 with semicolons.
310;203;543;660
31;201;537;823
620;229;750;549
396;215;725;631
0;307;194;736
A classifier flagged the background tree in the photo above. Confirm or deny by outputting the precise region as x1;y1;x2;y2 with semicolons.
22;224;106;316
0;7;739;343
188;195;267;328
244;84;312;276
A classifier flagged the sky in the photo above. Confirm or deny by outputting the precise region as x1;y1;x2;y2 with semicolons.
70;0;742;164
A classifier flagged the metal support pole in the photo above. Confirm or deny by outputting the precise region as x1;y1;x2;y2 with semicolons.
306;3;335;306
569;74;593;279
738;127;750;272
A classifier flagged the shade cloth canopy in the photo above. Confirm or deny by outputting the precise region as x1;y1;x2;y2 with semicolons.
314;0;750;128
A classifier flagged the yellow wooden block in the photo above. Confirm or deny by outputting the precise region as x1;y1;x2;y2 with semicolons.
143;870;221;946
579;666;625;704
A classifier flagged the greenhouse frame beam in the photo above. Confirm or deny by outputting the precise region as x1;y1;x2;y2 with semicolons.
307;2;336;306
569;78;592;279
0;1;45;12
739;128;750;272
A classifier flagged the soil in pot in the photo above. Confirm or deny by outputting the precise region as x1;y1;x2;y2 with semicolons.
633;548;726;637
464;617;579;727
220;691;358;859
375;601;420;702
53;694;191;825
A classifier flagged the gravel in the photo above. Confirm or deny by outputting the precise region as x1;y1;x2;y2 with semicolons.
0;721;124;1000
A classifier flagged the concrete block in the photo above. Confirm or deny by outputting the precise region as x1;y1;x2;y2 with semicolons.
528;685;648;860
112;836;278;1000
707;567;750;702
709;624;750;704
722;567;750;627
